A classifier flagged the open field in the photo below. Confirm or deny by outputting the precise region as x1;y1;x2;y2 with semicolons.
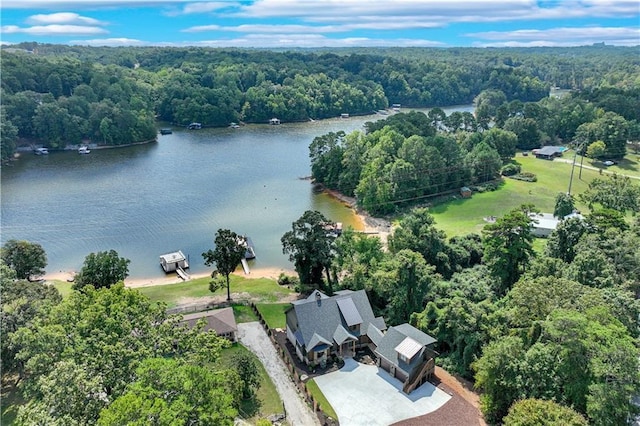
430;153;609;236
136;275;295;307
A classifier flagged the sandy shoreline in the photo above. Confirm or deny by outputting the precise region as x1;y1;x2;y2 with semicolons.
43;266;296;289
43;188;387;289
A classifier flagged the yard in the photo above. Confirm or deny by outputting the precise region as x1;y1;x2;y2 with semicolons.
430;153;610;236
137;274;294;307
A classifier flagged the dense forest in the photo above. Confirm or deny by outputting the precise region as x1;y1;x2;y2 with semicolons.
1;44;639;160
310;86;639;214
2;44;640;425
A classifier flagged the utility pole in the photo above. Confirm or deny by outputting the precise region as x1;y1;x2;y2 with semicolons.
568;143;578;195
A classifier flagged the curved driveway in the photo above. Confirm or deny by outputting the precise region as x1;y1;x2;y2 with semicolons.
237;322;320;426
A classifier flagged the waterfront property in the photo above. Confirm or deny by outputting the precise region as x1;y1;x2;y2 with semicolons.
269;117;281;125
285;289;438;394
286;289;387;365
180;307;238;342
187;122;202;130
160;250;189;273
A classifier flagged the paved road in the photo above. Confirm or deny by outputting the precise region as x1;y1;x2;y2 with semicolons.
237;322;320;426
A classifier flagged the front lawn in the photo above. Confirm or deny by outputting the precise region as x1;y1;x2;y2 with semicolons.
256;303;290;330
306;379;338;421
138;275;294;307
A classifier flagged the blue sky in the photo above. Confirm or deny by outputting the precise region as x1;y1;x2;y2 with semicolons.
1;1;638;48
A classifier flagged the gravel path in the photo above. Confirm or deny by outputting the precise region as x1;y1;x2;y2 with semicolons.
237;322;320;426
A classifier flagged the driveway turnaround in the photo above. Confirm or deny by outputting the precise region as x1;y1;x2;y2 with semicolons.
237;322;320;426
314;358;451;426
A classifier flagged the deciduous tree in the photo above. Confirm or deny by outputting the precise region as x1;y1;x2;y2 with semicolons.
202;229;246;301
281;210;336;293
1;239;47;280
73;249;130;290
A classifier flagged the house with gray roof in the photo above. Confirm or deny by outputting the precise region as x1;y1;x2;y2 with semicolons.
374;323;437;393
285;289;386;366
285;289;438;394
180;307;238;342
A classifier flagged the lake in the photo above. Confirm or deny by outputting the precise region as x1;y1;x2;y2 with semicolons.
1;105;473;279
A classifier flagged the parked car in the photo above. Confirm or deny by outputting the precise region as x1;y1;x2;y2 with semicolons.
603;160;616;166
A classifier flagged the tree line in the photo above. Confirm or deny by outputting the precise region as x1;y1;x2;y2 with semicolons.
2;44;638;161
310;85;638;215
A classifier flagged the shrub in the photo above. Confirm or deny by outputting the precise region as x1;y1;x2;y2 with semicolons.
510;172;537;182
501;163;521;176
277;272;299;287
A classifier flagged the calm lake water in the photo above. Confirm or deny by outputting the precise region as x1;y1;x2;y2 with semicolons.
1;106;473;279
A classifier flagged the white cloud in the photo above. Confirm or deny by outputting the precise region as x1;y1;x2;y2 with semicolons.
2;0;193;8
69;37;146;46
26;13;105;26
468;26;640;46
184;21;442;34
1;25;108;36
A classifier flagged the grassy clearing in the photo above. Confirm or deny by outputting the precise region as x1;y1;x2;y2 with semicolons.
138;275;294;307
232;304;260;323
430;154;602;236
306;379;338;421
50;280;73;298
220;344;284;422
256;303;290;329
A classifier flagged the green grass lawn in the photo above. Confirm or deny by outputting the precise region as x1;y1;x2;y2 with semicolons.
256;303;290;329
232;304;260;323
220;344;283;421
306;379;338;421
430;154;603;236
51;280;73;298
138;275;294;307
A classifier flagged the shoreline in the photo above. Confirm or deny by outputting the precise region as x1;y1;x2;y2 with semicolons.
43;266;296;289
322;187;392;240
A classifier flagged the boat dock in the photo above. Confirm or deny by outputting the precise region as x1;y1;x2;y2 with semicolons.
176;266;190;281
240;258;250;275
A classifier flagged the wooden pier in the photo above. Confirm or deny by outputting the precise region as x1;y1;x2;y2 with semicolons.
240;258;250;275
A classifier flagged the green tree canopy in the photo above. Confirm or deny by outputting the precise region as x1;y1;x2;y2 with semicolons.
202;229;247;301
503;398;588;426
1;239;47;280
281;210;336;293
482;205;536;295
73;249;130;290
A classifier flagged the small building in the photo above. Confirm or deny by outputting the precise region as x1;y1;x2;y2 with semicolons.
187;122;202;130
340;113;350;119
180;307;238;342
460;186;472;198
392;103;401;111
534;145;566;160
374;323;437;394
529;213;560;237
269;118;281;125
159;250;189;273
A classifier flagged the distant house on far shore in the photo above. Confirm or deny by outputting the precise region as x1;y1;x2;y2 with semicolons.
533;146;566;160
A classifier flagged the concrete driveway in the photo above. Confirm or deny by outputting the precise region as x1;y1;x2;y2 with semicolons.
314;358;451;426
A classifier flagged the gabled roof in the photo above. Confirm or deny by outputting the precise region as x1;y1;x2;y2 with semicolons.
375;323;436;377
181;307;237;335
337;297;363;326
160;250;186;264
287;289;386;351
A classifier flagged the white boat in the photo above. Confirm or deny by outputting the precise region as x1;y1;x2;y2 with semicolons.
34;147;49;155
229;122;240;129
78;146;91;154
